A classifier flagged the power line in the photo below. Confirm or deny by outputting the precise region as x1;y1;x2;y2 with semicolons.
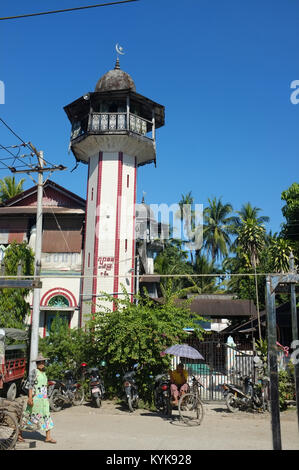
0;272;295;279
0;118;28;144
0;117;67;174
0;0;139;21
0;141;37;172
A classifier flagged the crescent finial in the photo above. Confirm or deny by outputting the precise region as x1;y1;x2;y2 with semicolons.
115;43;125;57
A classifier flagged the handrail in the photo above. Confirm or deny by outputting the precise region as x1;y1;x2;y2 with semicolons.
91;111;152;125
71;112;154;141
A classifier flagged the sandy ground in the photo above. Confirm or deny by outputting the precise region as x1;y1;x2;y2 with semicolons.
15;399;299;451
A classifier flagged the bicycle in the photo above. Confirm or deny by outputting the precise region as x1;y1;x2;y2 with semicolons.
178;375;204;426
0;409;19;450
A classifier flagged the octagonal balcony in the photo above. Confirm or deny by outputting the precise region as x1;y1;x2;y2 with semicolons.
71;111;154;142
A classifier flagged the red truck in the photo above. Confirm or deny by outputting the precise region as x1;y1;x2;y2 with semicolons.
0;328;27;400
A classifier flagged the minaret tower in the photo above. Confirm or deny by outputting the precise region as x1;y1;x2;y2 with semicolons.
64;55;164;325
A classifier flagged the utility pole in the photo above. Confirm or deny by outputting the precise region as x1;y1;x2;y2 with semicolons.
29;148;44;374
289;252;299;432
10;142;66;373
136;255;140;305
266;257;299;449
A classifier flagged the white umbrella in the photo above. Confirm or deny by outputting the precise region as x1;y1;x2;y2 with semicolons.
163;344;204;360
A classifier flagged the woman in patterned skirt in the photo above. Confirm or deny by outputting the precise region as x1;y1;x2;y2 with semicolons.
19;353;56;444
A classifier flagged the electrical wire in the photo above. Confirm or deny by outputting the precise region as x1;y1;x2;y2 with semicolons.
0;272;295;279
0;142;37;171
0;0;139;21
0;117;63;170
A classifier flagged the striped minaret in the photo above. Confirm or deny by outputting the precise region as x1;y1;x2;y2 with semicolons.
64;58;164;325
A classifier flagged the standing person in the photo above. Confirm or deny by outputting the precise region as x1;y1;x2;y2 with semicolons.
169;363;189;406
19;353;56;444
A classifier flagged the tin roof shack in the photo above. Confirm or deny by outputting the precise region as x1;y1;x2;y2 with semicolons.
0;328;28;400
155;295;256;333
0;181;85;336
220;301;299;349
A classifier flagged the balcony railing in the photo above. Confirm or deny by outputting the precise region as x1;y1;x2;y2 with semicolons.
71;112;154;141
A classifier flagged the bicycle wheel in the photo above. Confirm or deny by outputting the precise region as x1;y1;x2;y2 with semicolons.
178;393;204;426
0;411;18;450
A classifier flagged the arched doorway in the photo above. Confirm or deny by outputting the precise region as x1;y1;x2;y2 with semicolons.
40;288;77;337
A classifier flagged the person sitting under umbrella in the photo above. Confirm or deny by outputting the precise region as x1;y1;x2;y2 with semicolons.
169;363;189;406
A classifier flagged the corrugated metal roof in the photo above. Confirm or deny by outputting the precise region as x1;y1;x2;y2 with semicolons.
154;297;257;317
189;298;257;317
0;207;84;214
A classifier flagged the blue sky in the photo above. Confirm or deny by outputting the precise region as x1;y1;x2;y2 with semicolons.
0;0;299;235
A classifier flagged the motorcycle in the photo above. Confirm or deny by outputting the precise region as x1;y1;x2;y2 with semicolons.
116;363;140;412
48;363;87;412
88;366;105;408
222;373;269;413
153;373;172;417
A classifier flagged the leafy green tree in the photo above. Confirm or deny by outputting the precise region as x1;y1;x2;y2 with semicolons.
154;238;193;292
0;176;25;203
190;252;223;294
86;285;206;402
223;254;266;306
0;242;34;329
203;197;234;263
39;315;89;380
281;183;299;260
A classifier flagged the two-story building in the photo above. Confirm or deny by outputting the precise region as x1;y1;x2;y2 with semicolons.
0;180;85;335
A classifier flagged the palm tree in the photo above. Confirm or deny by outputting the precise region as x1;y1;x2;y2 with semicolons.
203;197;234;263
176;191;195;238
268;236;293;273
230;202;269;250
235;217;266;340
235;202;270;227
175;191;199;263
154;238;193;293
178;191;194;220
0;176;25;203
235;218;266;268
191;252;223;294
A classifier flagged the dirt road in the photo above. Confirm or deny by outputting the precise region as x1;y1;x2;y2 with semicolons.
17;400;299;451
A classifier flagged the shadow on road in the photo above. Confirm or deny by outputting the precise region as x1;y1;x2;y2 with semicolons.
212;407;229;413
21;430;46;442
139;410;177;422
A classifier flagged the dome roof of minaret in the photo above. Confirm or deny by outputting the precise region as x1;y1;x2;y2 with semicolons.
95;58;136;92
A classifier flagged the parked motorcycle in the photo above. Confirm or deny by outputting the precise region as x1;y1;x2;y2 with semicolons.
48;364;87;412
222;373;269;413
153;373;172;417
116;363;140;412
88;366;105;408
